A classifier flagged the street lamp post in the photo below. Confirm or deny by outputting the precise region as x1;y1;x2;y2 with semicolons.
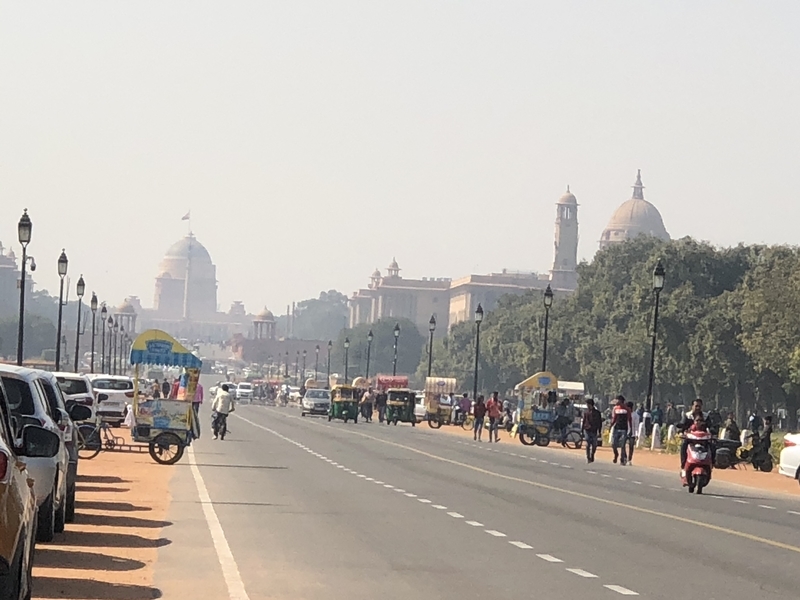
365;330;374;380
344;337;350;382
302;350;307;381
16;209;33;366
315;345;320;381
473;304;484;401
326;340;332;387
645;261;666;413
112;320;119;375
284;351;289;378
295;350;299;385
90;293;98;373
107;317;114;375
541;285;554;372
392;323;401;376
427;315;436;377
55;250;68;370
100;305;108;373
118;325;125;375
73;275;85;372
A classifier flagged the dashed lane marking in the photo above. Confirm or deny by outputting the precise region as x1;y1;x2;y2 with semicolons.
465;521;483;527
509;541;532;549
604;584;639;595
567;568;598;578
485;530;506;537
418;498;432;504
758;505;776;510
432;505;448;510
537;554;563;563
447;512;464;518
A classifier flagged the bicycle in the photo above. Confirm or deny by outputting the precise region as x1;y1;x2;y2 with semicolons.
75;420;125;460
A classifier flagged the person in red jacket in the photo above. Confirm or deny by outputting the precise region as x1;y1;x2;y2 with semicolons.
610;396;632;465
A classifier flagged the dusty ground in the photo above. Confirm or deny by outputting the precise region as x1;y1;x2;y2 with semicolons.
33;434;174;600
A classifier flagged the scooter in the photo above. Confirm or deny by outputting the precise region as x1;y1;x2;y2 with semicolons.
681;431;713;494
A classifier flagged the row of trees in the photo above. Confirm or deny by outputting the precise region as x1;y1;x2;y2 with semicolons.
422;236;800;427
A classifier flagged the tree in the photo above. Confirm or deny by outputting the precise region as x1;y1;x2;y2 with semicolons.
292;290;348;341
0;315;57;361
332;318;424;380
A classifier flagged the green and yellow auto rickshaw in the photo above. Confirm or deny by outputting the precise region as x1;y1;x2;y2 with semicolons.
328;385;359;423
385;388;416;426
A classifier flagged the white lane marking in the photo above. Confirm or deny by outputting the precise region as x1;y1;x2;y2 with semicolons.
405;493;418;497
616;477;626;481
395;489;406;493
509;541;532;549
604;584;639;595
447;512;464;518
357;474;367;478
383;484;394;488
485;530;506;537
601;474;611;478
632;481;642;485
758;505;776;510
375;481;385;485
733;499;748;504
432;504;447;510
188;449;250;600
537;554;563;563
586;470;597;474
649;484;661;489
418;498;432;504
365;477;374;481
788;510;800;516
466;521;483;527
567;568;598;578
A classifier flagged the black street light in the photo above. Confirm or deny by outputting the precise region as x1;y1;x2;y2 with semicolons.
473;304;484;401
295;350;300;385
55;250;68;370
90;293;98;373
284;350;289;378
100;304;108;373
73;275;85;372
326;340;332;387
427;315;436;377
645;260;666;413
392;323;401;376
344;337;350;382
107;316;114;375
118;324;125;375
315;345;320;381
16;209;33;366
302;349;307;381
365;330;374;380
542;285;554;372
112;320;119;375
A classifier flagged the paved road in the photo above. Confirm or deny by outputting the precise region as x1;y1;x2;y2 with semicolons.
155;404;800;599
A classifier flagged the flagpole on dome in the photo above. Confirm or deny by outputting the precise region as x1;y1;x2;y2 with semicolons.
182;210;192;235
181;211;192;321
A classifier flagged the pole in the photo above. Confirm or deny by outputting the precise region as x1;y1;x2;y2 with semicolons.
90;311;97;373
302;352;306;381
315;347;319;381
16;247;27;366
473;321;481;402
101;318;106;373
541;305;550;373
55;277;65;370
73;300;82;372
392;339;398;376
294;354;299;386
111;329;116;376
365;339;372;380
427;329;434;377
326;344;331;385
344;347;349;382
645;289;662;413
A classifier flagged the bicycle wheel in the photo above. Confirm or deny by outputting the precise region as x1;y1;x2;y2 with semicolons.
461;415;473;431
77;424;101;460
565;430;583;450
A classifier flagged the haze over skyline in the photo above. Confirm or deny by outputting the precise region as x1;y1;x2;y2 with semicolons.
2;2;799;315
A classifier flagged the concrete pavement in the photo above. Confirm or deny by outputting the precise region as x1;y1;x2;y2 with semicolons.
157;404;800;599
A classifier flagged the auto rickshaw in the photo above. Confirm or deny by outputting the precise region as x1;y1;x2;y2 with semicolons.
328;385;359;423
385;388;416;426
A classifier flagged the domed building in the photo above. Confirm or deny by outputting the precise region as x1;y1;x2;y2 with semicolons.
154;234;218;319
599;170;670;249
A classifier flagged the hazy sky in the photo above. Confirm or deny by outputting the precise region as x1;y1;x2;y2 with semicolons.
2;2;799;316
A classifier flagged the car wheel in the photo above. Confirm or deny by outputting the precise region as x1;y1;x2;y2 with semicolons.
301;412;305;417
54;494;66;534
37;491;56;542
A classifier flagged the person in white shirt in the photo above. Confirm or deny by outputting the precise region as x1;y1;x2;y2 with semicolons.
627;401;641;465
211;384;235;440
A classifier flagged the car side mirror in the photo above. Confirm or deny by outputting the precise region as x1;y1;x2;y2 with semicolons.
98;393;109;401
10;415;22;439
68;404;92;422
22;425;60;458
53;409;62;424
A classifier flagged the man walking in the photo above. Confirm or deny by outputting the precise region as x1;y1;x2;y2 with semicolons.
581;398;603;463
375;391;387;424
161;378;171;399
211;383;235;440
473;396;487;441
486;391;503;443
610;396;632;465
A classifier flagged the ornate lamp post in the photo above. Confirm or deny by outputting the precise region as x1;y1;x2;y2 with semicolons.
107;316;115;375
645;261;666;413
427;315;436;377
315;345;320;381
541;285;554;372
117;324;124;375
326;340;332;387
343;337;350;382
365;330;374;380
295;350;300;385
55;250;68;370
16;209;33;366
392;323;401;376
100;304;108;373
73;275;85;372
112;320;119;375
473;304;484;401
90;293;98;373
302;349;307;381
284;350;289;378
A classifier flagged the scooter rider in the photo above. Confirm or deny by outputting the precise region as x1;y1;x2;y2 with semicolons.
677;399;707;478
211;383;236;440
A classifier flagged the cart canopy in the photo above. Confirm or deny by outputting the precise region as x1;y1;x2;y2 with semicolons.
130;329;202;369
515;371;558;391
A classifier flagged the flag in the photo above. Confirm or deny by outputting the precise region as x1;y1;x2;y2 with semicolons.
181;211;191;221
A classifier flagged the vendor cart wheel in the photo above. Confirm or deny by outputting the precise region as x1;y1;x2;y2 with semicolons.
428;417;442;429
411;420;416;427
353;414;358;424
149;433;185;465
519;430;537;446
565;430;583;450
343;415;349;423
535;435;551;447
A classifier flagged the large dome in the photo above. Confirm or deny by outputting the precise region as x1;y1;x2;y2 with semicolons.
600;171;670;249
164;235;213;263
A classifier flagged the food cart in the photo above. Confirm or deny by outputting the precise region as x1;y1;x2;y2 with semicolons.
424;377;457;429
513;371;558;446
129;329;201;464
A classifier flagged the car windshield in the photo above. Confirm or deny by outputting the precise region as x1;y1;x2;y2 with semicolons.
92;379;133;391
57;377;89;395
306;390;330;400
1;377;36;415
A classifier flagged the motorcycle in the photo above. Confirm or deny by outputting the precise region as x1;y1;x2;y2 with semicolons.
681;431;713;494
714;433;773;472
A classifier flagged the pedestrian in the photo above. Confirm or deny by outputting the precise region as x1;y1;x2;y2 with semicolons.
722;412;741;441
161;379;171;399
581;398;603;463
192;381;204;436
651;403;664;426
360;388;374;422
152;379;161;399
473;395;487;441
610;396;632;465
486;391;502;443
665;402;680;426
211;383;235;440
626;401;640;466
677;399;706;480
375;391;387;424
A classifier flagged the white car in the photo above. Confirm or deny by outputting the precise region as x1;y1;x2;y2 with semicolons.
778;433;800;486
301;389;331;416
54;372;97;422
87;375;134;426
236;382;253;403
414;392;426;423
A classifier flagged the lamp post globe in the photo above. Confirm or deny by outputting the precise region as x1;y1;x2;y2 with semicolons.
17;209;32;246
57;250;68;277
55;249;69;370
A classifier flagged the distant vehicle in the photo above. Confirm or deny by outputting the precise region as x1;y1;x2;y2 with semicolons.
301;389;331;417
236;382;253;403
87;375;134;426
55;372;97;421
414;392;426;423
288;386;302;402
778;433;800;486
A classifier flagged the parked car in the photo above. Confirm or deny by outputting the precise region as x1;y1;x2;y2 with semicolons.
414;392;426;423
0;375;61;600
236;382;253;403
0;365;70;542
54;372;97;422
87;375;134;426
301;389;331;416
778;433;800;486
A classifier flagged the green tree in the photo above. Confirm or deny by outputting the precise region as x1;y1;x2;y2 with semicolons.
333;318;424;380
292;290;348;340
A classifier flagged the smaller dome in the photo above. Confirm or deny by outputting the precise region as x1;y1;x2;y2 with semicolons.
371;268;381;279
158;272;172;279
388;258;399;270
118;299;136;314
558;186;577;205
257;307;275;321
